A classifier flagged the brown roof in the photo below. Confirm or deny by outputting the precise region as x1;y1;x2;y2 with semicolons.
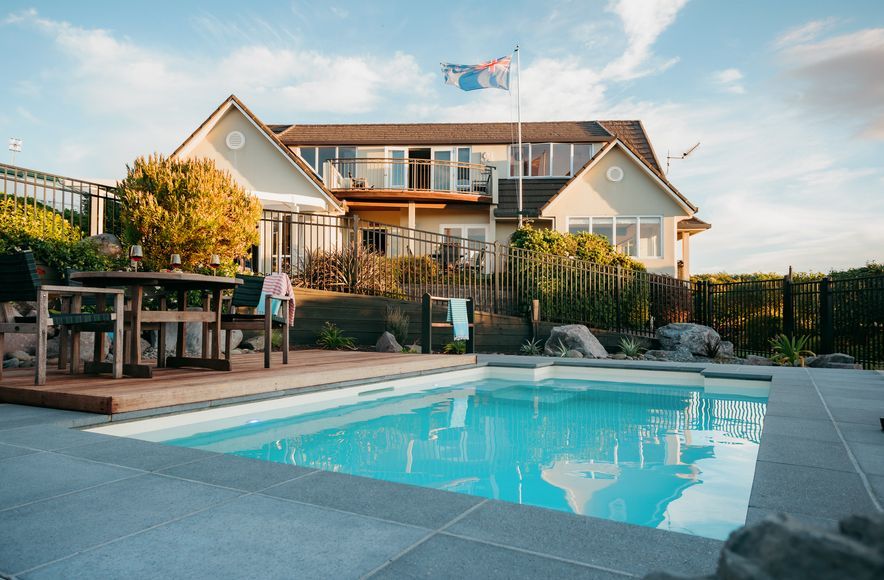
677;216;712;231
276;121;612;146
598;120;663;174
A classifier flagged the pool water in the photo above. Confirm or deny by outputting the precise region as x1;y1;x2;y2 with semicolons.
160;377;767;540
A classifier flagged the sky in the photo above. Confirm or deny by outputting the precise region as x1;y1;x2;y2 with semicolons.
1;0;883;274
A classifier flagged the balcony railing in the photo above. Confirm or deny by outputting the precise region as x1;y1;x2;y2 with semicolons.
323;158;493;198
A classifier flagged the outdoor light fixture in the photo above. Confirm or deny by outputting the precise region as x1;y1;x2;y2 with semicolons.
8;137;22;164
129;245;143;271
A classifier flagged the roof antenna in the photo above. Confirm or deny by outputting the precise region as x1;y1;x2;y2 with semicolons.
666;141;700;174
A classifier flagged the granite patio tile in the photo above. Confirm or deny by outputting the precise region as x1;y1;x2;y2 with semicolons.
760;415;840;443
0;425;115;451
59;436;215;471
756;434;854;472
159;452;316;491
0;442;39;460
845;441;884;476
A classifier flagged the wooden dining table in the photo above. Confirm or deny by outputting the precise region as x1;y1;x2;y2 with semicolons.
69;271;242;378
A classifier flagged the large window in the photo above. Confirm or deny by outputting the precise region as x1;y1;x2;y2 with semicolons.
509;143;597;177
567;216;662;258
298;146;355;178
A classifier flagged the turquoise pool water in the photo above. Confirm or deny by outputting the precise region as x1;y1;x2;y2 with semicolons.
163;377;767;539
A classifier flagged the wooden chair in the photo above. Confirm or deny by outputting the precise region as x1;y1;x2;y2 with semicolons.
0;251;124;385
218;274;291;369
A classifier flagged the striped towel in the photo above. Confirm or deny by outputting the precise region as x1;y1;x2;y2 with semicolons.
255;273;296;325
446;298;469;341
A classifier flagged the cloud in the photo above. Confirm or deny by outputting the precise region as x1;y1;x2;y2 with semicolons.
602;0;689;80
777;27;884;139
773;18;836;49
711;68;745;94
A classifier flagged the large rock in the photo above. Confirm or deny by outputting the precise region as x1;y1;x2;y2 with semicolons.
806;353;856;368
543;325;608;358
241;334;265;352
745;354;775;366
656;323;723;357
375;332;402;353
644;347;694;363
45;333;113;362
86;233;124;259
161;323;242;355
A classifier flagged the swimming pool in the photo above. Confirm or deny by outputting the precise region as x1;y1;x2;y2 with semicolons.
92;366;769;540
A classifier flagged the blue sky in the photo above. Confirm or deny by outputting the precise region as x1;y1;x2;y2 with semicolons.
2;0;883;273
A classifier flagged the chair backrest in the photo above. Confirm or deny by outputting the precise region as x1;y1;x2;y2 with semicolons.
0;251;40;302
231;274;264;309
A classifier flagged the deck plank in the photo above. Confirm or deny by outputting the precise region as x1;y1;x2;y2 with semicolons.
0;350;476;415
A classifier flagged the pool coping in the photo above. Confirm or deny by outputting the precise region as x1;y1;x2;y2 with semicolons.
1;357;882;578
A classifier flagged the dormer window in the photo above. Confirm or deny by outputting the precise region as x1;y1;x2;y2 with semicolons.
509;143;597;178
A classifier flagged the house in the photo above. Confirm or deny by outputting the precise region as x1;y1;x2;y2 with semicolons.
174;95;709;279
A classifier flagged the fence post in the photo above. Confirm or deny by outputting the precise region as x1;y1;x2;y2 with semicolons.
466;298;476;354
492;241;500;315
783;275;794;338
614;266;622;332
531;299;540;339
703;281;712;327
421;293;432;354
351;214;360;256
820;276;834;354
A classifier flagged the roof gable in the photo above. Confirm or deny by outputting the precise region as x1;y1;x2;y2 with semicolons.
173;95;343;213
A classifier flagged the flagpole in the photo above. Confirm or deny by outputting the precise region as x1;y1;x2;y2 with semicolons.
515;45;523;228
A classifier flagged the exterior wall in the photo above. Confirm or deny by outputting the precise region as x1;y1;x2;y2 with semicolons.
187;109;333;212
541;146;690;276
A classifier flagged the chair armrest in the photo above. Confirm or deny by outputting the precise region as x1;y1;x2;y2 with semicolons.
41;285;125;296
267;294;292;301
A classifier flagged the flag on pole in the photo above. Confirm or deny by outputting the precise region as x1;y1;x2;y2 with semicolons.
441;55;512;91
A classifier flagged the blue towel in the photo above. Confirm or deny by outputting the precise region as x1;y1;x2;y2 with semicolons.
446;298;470;341
254;291;283;318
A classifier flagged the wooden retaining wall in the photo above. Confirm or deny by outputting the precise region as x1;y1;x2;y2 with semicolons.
290;288;655;354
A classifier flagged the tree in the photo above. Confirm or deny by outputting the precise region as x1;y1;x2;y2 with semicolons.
117;155;261;272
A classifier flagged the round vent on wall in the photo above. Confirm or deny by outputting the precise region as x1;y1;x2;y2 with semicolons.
226;131;245;150
606;166;624;182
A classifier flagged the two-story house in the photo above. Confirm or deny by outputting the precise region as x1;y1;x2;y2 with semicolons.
174;95;709;278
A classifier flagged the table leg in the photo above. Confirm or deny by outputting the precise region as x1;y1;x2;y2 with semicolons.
130;285;143;366
70;294;82;374
157;295;167;368
94;295;106;363
58;297;69;370
211;289;222;360
201;293;210;359
176;289;186;358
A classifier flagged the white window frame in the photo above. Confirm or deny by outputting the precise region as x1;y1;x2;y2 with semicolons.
565;215;663;259
439;223;490;243
509;143;596;178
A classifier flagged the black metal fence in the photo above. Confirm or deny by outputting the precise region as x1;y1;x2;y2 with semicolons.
696;276;884;368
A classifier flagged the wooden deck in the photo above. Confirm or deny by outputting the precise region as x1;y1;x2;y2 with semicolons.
0;350;477;415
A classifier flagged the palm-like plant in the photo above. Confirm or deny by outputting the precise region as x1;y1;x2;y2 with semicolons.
769;334;814;366
618;336;643;358
316;321;357;350
519;337;544;356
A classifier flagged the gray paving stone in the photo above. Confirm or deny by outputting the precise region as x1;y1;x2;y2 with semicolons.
868;475;884;504
0;452;139;510
757;434;854;472
760;415;840;443
763;401;829;420
263;470;484;528
847;441;884;476
0;425;115;451
0;442;39;460
748;460;877;520
22;494;427;580
0;473;238;574
766;388;819;406
159;452;315;491
823;394;884;411
372;533;629;580
838;421;884;444
445;500;722;577
60;436;214;471
827;406;884;425
0;405;107;430
744;507;838;532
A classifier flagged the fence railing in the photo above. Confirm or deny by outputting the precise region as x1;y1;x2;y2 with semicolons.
323;157;493;197
3;160;881;368
0;162;121;238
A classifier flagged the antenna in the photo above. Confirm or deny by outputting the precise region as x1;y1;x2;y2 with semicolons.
666;141;700;174
8;137;22;165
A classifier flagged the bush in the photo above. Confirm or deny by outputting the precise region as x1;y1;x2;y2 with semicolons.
316;322;357;350
117;154;261;272
385;306;410;346
294;246;400;297
510;225;645;271
0;197;119;272
393;255;439;284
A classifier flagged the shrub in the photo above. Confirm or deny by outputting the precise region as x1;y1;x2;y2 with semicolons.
769;334;814;366
117;155;261;272
519;337;544;355
703;335;722;358
442;339;467;354
385;306;410;346
618;336;643;357
315;322;357;350
510;225;645;271
0;197;119;272
294;246;400;296
393;255;439;283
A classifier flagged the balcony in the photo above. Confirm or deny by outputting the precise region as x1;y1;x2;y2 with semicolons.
323;158;494;203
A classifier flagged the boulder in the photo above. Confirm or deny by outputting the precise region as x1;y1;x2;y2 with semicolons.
543;325;608;358
718;340;735;358
656;323;723;357
241;334;265;352
841;514;884;554
745;354;775;366
2;358;19;369
10;350;32;362
565;349;584;358
86;233;124;259
806;353;856;368
644;347;694;362
375;332;402;353
611;352;628;360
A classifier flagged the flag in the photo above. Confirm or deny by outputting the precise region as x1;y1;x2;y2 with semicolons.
441;55;511;91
